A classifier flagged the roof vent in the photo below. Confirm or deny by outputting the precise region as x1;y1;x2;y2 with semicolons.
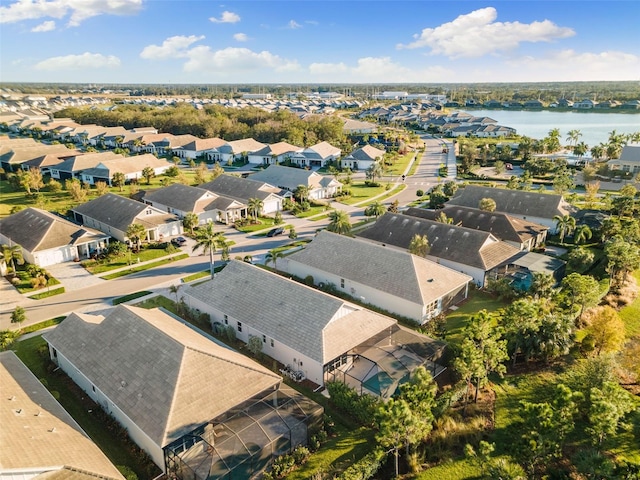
49;427;56;433
121;380;127;387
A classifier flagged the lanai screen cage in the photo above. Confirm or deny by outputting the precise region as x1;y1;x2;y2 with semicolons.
325;325;447;400
164;385;323;480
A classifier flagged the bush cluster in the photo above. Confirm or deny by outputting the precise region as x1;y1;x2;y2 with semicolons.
325;381;381;427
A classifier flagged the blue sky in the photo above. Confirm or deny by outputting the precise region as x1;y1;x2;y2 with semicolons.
1;0;639;84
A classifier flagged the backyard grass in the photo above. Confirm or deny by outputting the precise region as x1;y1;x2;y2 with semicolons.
13;336;160;479
444;289;506;346
81;247;177;274
415;459;481;480
101;253;188;280
286;425;375;480
384;152;416;176
620;270;640;338
135;294;179;313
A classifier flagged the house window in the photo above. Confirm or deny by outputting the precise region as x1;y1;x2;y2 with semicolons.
223;314;228;325
92;385;96;392
237;321;242;332
340;278;345;288
299;361;303;367
262;334;266;343
270;339;274;348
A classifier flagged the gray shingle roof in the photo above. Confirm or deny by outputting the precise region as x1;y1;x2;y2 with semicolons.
0;207;108;252
185;261;396;364
143;184;214;213
199;174;278;203
43;306;280;447
287;231;471;305
248;165;340;191
349;145;386;162
405;206;548;244
357;213;519;270
72;193;178;232
447;185;574;219
0;351;125;479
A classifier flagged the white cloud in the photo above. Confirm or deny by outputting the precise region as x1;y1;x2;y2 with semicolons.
233;32;248;42
305;20;318;26
309;62;348;75
34;52;121;70
209;10;240;23
140;35;205;60
398;7;575;58
31;20;55;32
287;20;302;29
504;49;640;81
183;46;299;73
0;0;143;26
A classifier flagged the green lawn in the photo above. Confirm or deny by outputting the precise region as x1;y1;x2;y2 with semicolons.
619;270;640;338
384;152;416;176
234;217;276;233
101;253;188;279
415;459;481;480
9;268;61;294
338;182;389;206
82;247;177;274
112;290;153;305
13;336;160;479
444;289;506;346
294;205;327;218
28;286;65;299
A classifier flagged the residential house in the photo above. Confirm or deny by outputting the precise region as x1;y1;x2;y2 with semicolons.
341;145;386;171
342;118;378;134
207;138;266;164
78;153;172;185
283;231;472;324
248;165;342;200
142;183;247;225
43;305;320;477
0;143;75;172
173;137;227;160
144;134;199;157
199;174;285;216
50;151;123;182
573;99;598;109
247;141;303;166
404;206;548;251
607;143;640;175
288;141;341;168
183;260;447;398
357;213;520;287
445;185;575;233
0;207;110;266
0;351;125;480
620;99;640;110
72;193;182;243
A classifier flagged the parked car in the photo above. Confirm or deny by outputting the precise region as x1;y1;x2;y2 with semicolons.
266;227;285;237
171;236;187;246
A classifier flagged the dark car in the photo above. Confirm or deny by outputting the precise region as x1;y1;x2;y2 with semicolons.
171;236;187;246
266;227;285;237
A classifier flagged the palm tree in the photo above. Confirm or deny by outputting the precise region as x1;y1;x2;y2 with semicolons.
326;210;352;235
265;249;284;271
141;166;155;185
294;184;310;203
182;212;199;235
590;144;605;162
408;234;430;257
364;201;386;218
553;214;576;244
478;197;497;212
192;222;226;280
126;223;147;252
435;211;453;224
2;244;24;276
566;129;582;147
573;224;593;245
111;171;126;191
247;197;264;221
169;284;181;304
366;162;384;183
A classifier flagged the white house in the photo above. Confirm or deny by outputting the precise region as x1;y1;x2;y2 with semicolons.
288;141;341;168
42;305;301;475
183;260;447;399
79;153;171;185
248;165;342;200
283;231;472;324
247;141;303;165
341;145;386;171
199;174;284;216
607;143;640;175
0;208;110;266
72;193;182;243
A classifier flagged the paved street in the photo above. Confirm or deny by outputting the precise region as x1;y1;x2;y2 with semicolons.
0;138;448;331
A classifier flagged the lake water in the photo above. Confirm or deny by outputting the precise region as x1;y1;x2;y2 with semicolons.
461;109;640;147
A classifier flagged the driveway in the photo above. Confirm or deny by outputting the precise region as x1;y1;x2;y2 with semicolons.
46;262;106;292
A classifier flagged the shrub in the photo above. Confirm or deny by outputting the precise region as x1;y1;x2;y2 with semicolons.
416;189;424;197
325;381;380;426
337;449;386;480
304;275;314;286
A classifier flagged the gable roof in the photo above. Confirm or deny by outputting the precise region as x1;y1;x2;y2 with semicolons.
357;213;519;270
404;206;548;244
0;207;108;252
248;164;340;191
177;137;226;152
288;231;471;305
52;152;123;173
447;185;573;219
348;145;386;162
72;193;178;232
0;351;125;479
82;154;170;176
252;141;302;157
304;141;341;158
0;144;75;166
200;174;280;203
223;138;266;154
143;184;221;213
43;305;281;447
185;261;396;364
